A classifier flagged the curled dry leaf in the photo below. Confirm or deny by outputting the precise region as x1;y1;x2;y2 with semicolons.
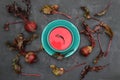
5;33;39;56
6;33;25;52
52;53;65;60
52;49;75;60
94;1;111;17
12;54;21;74
100;22;113;39
81;6;91;19
50;65;65;76
41;5;53;14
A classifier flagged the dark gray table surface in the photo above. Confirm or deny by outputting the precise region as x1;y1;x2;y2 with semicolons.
0;0;120;80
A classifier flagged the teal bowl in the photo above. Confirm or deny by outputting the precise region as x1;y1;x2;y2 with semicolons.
41;19;80;57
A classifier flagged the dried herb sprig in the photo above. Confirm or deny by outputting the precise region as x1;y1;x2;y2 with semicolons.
6;33;38;53
93;22;113;64
80;64;109;80
50;62;86;76
6;33;43;64
80;20;95;57
7;33;43;76
41;4;72;19
4;0;37;32
12;54;40;76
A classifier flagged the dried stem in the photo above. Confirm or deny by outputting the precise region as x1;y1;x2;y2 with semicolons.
88;34;96;48
90;17;101;22
81;21;96;48
90;64;109;72
21;73;40;77
52;11;72;19
104;39;112;57
71;56;79;64
4;21;23;31
97;33;103;51
5;21;23;25
93;33;104;64
80;65;91;80
65;62;86;72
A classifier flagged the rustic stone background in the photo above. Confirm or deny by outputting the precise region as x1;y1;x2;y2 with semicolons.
0;0;120;80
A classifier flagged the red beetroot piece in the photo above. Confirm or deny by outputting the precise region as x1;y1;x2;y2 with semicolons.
25;51;37;64
80;46;93;57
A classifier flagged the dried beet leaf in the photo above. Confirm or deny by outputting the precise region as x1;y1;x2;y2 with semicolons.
41;5;52;14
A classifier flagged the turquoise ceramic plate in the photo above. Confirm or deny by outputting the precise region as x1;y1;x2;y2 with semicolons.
41;19;80;57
